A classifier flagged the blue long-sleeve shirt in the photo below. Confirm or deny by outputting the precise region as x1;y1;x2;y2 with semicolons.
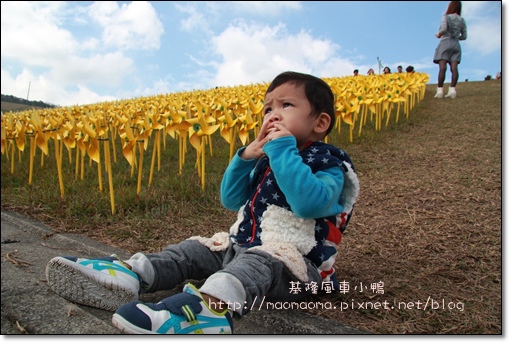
221;136;358;286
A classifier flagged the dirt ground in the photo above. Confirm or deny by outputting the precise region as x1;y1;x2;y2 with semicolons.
311;80;502;334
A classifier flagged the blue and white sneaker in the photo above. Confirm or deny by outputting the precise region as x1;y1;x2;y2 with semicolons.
46;255;140;311
112;283;234;334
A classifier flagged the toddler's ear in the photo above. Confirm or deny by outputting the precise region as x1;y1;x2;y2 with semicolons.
314;112;331;134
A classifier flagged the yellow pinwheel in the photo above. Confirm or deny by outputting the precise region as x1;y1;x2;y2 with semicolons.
235;112;258;146
1;72;431;214
187;111;220;189
217;108;238;159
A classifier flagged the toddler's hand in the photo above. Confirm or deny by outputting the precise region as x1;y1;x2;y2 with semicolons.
240;120;272;160
265;123;291;142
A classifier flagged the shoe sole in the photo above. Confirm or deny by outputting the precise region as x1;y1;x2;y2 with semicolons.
46;257;138;311
112;313;154;334
112;312;232;334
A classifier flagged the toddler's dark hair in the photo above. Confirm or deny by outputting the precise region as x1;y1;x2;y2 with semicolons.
266;71;336;136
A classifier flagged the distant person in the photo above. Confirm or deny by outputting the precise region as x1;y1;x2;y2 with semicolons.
433;1;467;99
406;66;415;73
367;68;375;75
383;66;391;74
496;71;501;80
397;65;403;73
45;71;360;335
353;69;359;76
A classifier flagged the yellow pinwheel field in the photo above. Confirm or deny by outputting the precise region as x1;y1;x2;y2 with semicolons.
1;72;428;214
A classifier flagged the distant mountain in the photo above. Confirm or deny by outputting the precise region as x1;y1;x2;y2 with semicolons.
1;94;58;113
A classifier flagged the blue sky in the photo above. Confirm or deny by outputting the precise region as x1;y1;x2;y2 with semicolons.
0;1;502;107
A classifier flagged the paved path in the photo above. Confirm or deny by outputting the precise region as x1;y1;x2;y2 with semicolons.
1;209;367;335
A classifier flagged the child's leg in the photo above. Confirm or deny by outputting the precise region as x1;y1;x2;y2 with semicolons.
46;239;229;311
199;248;323;317
110;248;323;334
128;239;229;293
46;254;142;311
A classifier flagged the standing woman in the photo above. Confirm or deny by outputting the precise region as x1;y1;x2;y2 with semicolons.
433;1;467;99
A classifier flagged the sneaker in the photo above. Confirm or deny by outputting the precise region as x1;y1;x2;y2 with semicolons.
434;90;444;98
112;283;234;334
445;89;457;99
46;255;140;311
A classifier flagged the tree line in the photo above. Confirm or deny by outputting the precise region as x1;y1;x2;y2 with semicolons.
1;94;58;109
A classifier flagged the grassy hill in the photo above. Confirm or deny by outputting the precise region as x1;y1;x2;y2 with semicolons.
0;80;502;334
1;101;45;113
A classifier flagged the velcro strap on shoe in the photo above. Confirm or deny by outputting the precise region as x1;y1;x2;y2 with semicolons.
161;293;202;322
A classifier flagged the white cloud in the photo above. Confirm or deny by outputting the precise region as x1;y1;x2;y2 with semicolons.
1;68;115;106
88;1;164;51
462;1;501;55
51;53;134;87
175;1;303;35
176;3;212;34
230;1;303;14
209;21;353;88
465;21;501;55
0;1;162;106
0;2;77;67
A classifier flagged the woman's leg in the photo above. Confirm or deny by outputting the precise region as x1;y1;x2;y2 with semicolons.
437;60;448;87
450;61;459;87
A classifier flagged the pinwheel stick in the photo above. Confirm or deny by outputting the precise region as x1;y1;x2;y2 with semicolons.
55;138;65;198
110;125;118;163
405;96;410;119
157;129;161;171
80;149;85;180
10;139;15;174
104;138;115;214
179;135;186;175
97;142;103;193
359;105;368;137
148;130;159;186
207;135;213;157
334;114;342;135
137;140;144;195
201;136;206;190
178;135;183;174
377;103;382;131
228;129;235;161
29;135;35;185
385;103;392;127
74;144;80;178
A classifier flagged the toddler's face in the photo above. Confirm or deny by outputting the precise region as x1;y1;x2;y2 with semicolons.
262;83;318;150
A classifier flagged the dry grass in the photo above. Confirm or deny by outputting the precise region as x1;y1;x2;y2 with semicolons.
1;80;501;334
308;80;501;334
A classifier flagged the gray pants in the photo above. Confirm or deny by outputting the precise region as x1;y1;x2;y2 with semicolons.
127;239;322;317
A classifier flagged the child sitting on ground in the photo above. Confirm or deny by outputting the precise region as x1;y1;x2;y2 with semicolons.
46;71;360;334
